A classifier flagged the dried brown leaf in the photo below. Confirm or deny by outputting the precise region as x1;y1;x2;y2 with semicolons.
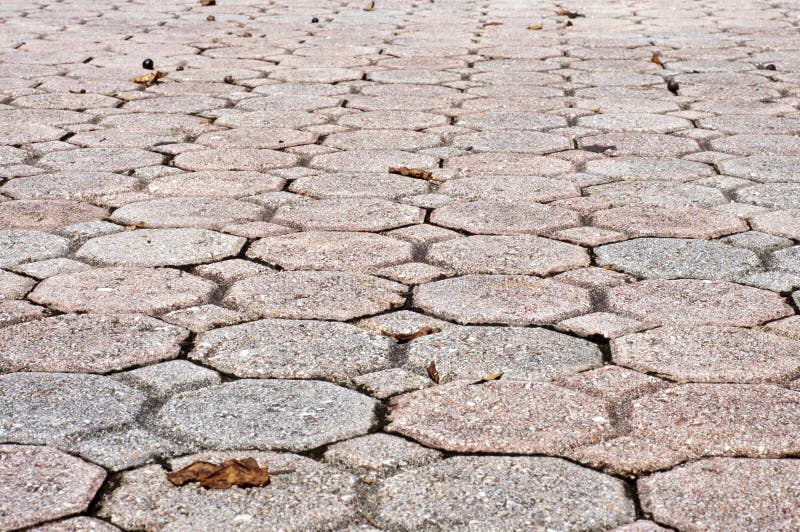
241;32;252;37
481;21;503;27
473;372;503;385
381;326;441;343
388;166;434;180
527;24;543;30
364;1;375;11
166;461;218;486
223;75;236;84
650;53;664;68
167;458;294;490
206;15;216;21
201;0;215;5
427;360;440;384
69;88;86;94
131;71;166;85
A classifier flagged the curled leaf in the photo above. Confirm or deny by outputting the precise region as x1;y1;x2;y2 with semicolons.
650;52;664;68
473;372;504;384
388;166;435;180
131;71;166;85
201;0;215;5
427;360;440;383
364;1;375;11
166;458;294;490
527;24;543;30
481;21;503;27
381;326;441;343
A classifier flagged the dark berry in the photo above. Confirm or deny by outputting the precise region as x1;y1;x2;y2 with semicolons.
765;63;777;71
667;80;680;95
311;17;319;23
142;58;154;70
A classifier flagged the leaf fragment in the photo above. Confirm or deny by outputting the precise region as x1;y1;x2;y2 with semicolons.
388;166;435;180
200;0;215;5
481;21;503;27
527;24;543;30
381;326;441;343
667;80;680;95
364;1;375;11
557;8;584;18
223;75;236;84
166;458;294;490
131;71;166;85
650;52;664;68
472;372;504;384
206;15;215;21
426;360;440;383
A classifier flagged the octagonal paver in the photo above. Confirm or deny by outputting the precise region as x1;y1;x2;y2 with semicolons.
77;228;245;267
288;172;428;200
322;129;441;151
247;231;413;272
30;267;216;314
0;445;106;531
572;384;800;475
0;172;140;201
190;319;392;384
710;134;800;156
577;113;692;133
415;274;591;325
0;230;68;267
272;198;423;232
431;200;581;235
438;175;579;202
584;181;726;208
0;313;188;373
639;458;800;532
717;155;800;183
110;197;264;230
388;381;614;454
0;373;146;445
444;153;572;176
156;380;377;451
0;200;107;230
97;451;360;531
455;111;567;130
612;326;800;383
595;238;762;281
309;150;439;173
750;209;800;240
427;235;589;275
38;148;163;172
733;183;800;210
591;206;747;238
147;171;284;198
195;127;317;149
173;148;300;172
606;279;792;326
405;325;602;382
451;130;571;154
223;271;406;321
584;157;714;182
578;133;699;157
374;456;635;531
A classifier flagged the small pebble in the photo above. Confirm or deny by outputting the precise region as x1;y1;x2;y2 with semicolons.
142;58;154;70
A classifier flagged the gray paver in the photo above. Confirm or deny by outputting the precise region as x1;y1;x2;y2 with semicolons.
156;380;377;451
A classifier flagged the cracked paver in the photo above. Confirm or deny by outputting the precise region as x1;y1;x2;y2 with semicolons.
1;0;800;528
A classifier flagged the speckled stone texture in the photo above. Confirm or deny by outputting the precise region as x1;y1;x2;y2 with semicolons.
372;456;636;530
0;445;106;530
3;0;800;528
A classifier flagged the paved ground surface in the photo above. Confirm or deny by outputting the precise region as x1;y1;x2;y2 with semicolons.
1;0;800;530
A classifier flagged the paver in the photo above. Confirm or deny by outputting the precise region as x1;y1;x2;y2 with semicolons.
272;198;423;232
591;205;747;238
405;325;602;382
97;451;360;531
289;172;429;199
0;229;69;267
584;181;726;208
415;274;592;325
388;381;614;454
0;199;107;230
110;197;264;230
0;445;106;531
595;238;762;281
584;157;714;182
639;458;800;532
427;234;589;275
30;267;216;314
0;313;188;373
373;457;636;531
225;270;406;321
147;171;284;198
247;231;413;272
612;326;800;383
0;171;140;200
114;360;221;400
190;319;392;384
607;279;792;326
750;209;800;240
431;200;581;235
717;155;800;182
76;228;245;267
556;366;669;403
0;373;145;445
156;380;377;451
438;175;579;202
